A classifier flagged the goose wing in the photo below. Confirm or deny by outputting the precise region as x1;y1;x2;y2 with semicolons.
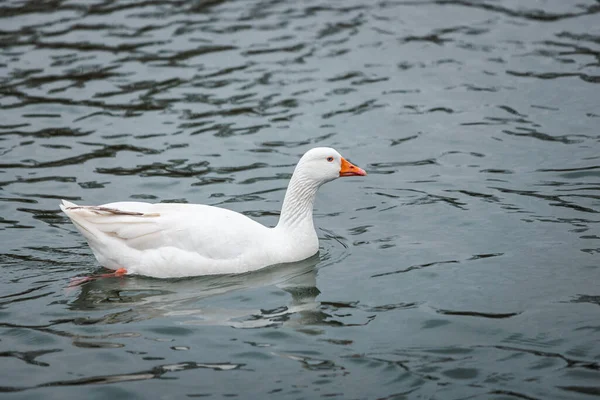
60;200;270;260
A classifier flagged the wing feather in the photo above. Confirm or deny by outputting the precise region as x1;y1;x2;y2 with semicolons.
60;200;270;259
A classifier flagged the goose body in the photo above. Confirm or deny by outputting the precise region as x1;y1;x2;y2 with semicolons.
60;147;366;278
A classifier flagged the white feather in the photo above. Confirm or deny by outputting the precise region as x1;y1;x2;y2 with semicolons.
60;147;365;278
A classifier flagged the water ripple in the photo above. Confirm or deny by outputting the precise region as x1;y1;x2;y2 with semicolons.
1;0;599;398
0;361;244;393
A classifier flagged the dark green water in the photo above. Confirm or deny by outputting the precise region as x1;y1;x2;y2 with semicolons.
1;0;599;398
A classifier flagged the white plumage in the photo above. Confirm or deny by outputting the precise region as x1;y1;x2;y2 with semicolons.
61;147;366;278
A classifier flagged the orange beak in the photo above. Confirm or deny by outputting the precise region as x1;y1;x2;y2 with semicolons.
339;157;367;177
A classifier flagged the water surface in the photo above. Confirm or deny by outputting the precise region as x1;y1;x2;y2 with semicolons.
1;0;599;398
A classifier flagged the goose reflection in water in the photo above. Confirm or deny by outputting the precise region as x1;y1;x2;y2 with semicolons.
67;254;350;329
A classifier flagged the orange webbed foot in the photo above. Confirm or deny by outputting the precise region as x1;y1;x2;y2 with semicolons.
67;268;128;287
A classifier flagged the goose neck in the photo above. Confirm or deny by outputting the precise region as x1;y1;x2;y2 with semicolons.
277;173;320;230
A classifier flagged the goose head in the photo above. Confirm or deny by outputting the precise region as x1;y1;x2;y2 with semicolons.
295;147;367;185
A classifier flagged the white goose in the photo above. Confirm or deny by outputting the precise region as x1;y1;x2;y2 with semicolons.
61;147;366;278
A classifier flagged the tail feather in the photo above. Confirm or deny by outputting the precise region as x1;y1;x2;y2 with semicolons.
60;200;99;239
60;199;162;243
60;199;129;271
61;199;78;208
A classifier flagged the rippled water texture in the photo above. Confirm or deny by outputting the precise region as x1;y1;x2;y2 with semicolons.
1;0;600;398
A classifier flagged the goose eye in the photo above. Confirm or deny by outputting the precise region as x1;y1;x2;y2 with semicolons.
326;157;334;162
